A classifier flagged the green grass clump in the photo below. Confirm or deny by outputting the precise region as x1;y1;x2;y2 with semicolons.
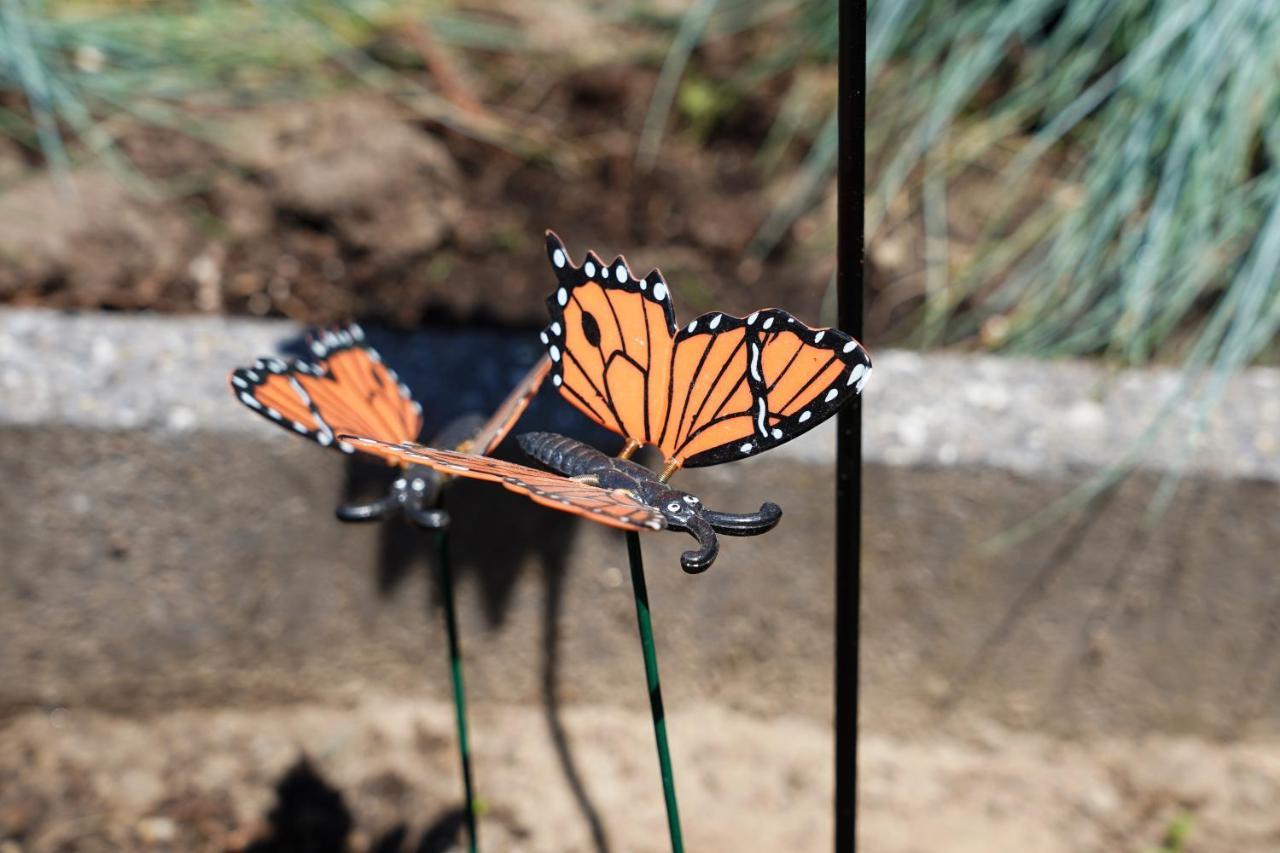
643;0;1280;378
0;0;517;177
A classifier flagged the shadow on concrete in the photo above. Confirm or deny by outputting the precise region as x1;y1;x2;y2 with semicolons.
287;324;617;853
540;551;613;853
246;757;468;853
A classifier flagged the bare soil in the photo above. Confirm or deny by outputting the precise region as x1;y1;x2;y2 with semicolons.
0;23;841;332
3;698;1279;852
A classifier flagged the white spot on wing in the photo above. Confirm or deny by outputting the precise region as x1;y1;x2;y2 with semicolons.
825;388;839;402
799;410;812;423
740;442;753;454
553;248;567;268
748;312;759;325
653;282;667;300
551;321;562;335
847;363;867;386
709;314;721;330
585;260;596;277
557;288;568;306
687;320;697;333
293;422;308;434
615;264;626;282
550;345;561;362
749;344;762;381
232;376;248;389
318;432;333;446
553;374;563;386
540;331;549;344
843;341;857;354
763;316;774;330
771;428;783;439
814;331;825;343
338;441;354;453
756;398;768;435
240;392;261;409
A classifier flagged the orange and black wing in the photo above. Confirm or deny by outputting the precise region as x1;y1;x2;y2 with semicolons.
659;309;871;467
542;232;872;469
228;324;423;460
542;230;678;449
467;355;552;455
339;436;665;531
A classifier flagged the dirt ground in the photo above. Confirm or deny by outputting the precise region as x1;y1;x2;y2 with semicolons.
0;12;844;332
2;697;1279;852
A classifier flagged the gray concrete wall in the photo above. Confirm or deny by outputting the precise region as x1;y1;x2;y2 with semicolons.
1;308;1277;736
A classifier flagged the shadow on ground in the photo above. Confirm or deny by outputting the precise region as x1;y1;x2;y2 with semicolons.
246;758;469;853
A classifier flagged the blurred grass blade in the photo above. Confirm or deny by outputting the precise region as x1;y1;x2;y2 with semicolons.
636;0;719;171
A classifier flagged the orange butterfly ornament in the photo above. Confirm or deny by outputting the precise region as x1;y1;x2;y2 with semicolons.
341;233;871;570
230;323;549;528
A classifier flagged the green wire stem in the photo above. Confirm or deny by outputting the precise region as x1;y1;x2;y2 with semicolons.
626;531;685;853
435;528;478;853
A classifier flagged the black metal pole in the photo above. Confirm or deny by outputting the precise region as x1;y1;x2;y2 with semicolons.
835;0;866;851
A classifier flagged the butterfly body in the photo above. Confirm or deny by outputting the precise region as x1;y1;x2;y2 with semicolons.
517;431;781;573
335;414;485;529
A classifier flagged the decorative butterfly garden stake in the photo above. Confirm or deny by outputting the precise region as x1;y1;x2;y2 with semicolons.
338;232;871;852
343;232;872;571
230;323;550;853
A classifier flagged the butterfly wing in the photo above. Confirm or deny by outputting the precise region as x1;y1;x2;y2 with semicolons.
339;436;665;531
542;232;872;469
661;309;871;467
543;230;678;448
467;355;552;455
228;324;423;460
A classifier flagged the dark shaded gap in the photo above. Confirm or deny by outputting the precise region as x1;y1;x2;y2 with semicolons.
542;557;612;853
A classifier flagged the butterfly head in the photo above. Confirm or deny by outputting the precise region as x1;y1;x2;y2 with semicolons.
638;477;785;573
645;485;720;574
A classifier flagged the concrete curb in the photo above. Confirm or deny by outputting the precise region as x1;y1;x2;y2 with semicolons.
2;308;1278;736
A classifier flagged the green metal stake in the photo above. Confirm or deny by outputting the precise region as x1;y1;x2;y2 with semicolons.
626;531;685;853
435;528;478;853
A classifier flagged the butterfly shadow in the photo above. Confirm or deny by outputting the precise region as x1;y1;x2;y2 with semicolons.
268;323;615;848
244;756;468;853
339;443;617;853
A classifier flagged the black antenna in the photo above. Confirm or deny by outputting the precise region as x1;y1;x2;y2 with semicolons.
835;0;866;850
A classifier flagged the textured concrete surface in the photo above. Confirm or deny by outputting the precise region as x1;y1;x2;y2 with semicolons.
2;308;1278;736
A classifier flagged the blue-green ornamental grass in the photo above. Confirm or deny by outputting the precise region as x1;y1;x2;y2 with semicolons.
646;0;1280;378
0;0;519;182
